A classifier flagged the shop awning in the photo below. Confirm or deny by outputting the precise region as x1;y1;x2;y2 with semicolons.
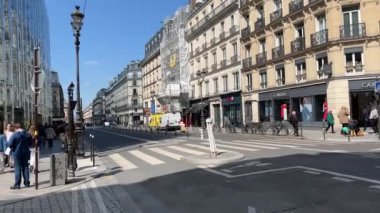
188;101;209;113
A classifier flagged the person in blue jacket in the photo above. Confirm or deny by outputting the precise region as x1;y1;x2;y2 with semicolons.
8;123;33;189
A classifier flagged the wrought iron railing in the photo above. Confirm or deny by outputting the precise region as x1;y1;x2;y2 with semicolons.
272;45;284;59
270;9;282;23
289;0;304;13
291;37;305;53
311;29;328;46
339;23;366;39
256;52;267;65
242;57;252;69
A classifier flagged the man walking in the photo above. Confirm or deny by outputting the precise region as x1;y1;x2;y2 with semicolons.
9;123;33;189
45;125;56;149
289;111;299;136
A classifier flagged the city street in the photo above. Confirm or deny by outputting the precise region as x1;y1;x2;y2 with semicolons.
2;127;380;212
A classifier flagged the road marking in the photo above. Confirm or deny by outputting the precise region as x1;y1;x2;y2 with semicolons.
304;170;321;175
81;184;93;213
168;146;206;155
248;206;257;213
370;148;380;151
332;176;354;182
243;139;318;147
184;144;228;152
129;150;165;165
221;169;234;173
369;185;380;190
256;163;271;167
298;166;380;185
243;141;299;148
293;147;347;153
109;153;137;170
71;186;79;213
376;166;380;169
148;147;183;160
201;143;258;152
89;181;107;213
225;141;279;149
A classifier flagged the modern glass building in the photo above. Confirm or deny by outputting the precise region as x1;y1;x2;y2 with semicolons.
0;0;52;128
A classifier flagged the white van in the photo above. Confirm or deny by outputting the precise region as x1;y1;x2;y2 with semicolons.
159;112;181;130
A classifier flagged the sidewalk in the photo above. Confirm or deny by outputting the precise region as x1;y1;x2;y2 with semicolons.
0;140;105;206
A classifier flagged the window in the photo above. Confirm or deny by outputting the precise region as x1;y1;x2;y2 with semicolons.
203;33;207;44
275;32;283;47
198;84;202;98
212;52;217;65
274;0;282;10
231;15;235;26
246;73;252;91
204;56;208;69
295;23;305;38
342;6;361;37
145;102;148;108
245;45;251;58
222;47;227;60
221;21;224;32
259;39;265;53
205;81;209;96
211;28;215;38
232;43;238;56
222;75;228;92
317;56;328;78
233;72;239;90
213;78;219;94
345;50;363;73
133;80;137;86
276;67;285;86
296;61;307;82
260;72;267;89
192;85;195;98
316;14;326;32
133;89;137;95
133;99;138;106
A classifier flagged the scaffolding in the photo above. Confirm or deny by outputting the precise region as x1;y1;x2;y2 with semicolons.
158;6;190;113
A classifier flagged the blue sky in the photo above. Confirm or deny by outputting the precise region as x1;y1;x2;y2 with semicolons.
46;0;188;107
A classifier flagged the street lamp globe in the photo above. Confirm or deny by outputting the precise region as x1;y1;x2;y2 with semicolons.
71;6;84;33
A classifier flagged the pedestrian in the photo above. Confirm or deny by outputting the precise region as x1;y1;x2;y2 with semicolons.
325;110;335;133
45;125;56;149
37;123;46;148
4;123;15;168
28;126;37;173
369;105;379;134
8;123;33;189
0;132;6;173
289;111;299;136
338;106;349;135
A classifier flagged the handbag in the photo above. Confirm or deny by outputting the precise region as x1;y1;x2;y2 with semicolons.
4;147;11;156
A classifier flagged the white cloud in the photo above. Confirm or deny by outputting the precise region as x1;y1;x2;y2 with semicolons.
84;60;100;66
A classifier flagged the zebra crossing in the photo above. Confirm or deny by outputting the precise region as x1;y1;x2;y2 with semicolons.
106;138;346;171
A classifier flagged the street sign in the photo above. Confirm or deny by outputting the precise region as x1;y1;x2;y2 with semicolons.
375;81;380;94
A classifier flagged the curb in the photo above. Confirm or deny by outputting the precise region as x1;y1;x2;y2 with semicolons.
0;157;107;207
182;151;245;167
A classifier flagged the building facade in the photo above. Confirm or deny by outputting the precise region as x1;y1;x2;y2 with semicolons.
92;88;106;125
141;28;164;124
105;61;143;125
0;0;52;128
83;104;93;124
240;0;380;127
51;71;64;121
186;0;242;127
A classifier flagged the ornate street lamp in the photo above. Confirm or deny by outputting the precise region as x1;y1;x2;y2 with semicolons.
67;82;77;176
196;69;207;129
71;5;84;129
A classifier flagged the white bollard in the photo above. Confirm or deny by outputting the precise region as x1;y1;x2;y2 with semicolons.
206;118;217;156
200;128;204;140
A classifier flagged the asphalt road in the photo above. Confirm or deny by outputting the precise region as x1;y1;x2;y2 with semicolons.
22;126;379;213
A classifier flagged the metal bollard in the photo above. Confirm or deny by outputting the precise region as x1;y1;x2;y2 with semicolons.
348;130;351;143
323;121;326;141
90;134;93;162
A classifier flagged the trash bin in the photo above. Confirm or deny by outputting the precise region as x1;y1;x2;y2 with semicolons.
50;153;68;186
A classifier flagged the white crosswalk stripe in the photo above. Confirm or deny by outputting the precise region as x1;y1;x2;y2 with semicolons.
109;153;138;170
71;186;79;213
184;144;229;152
201;142;258;152
226;141;279;149
129;150;165;165
148;147;184;160
167;145;207;155
244;141;299;148
81;183;93;213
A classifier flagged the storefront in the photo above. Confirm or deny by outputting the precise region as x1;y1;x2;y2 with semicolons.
258;83;326;122
221;92;242;127
349;78;378;126
189;99;210;127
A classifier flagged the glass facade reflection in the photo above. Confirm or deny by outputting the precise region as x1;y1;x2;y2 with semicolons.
0;0;52;128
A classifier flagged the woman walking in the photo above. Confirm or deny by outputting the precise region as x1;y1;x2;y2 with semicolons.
4;123;15;168
338;106;349;135
325;110;335;133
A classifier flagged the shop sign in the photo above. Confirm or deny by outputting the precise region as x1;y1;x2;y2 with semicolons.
361;82;375;88
274;92;287;98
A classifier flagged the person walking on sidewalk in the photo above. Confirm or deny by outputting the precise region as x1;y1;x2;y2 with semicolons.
338;106;349;135
28;126;37;173
4;123;14;168
325;110;335;133
45;125;56;149
289;111;299;136
0;133;6;173
369;105;379;134
9;123;33;189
